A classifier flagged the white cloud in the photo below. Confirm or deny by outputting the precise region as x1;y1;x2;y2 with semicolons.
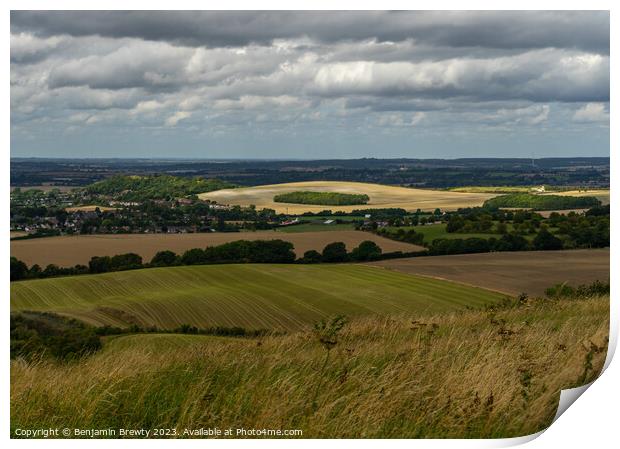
378;111;426;127
411;112;426;126
573;103;609;123
165;111;191;127
484;104;550;126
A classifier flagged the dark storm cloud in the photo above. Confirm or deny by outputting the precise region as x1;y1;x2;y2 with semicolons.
11;10;609;53
10;11;610;159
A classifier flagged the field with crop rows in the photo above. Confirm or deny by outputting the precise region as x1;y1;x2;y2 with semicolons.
10;264;506;331
369;249;609;296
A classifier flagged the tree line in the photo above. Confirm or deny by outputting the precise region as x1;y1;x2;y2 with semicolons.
10;239;424;281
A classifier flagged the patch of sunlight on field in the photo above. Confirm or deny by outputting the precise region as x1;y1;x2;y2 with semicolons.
10;264;507;332
541;189;610;205
200;181;497;214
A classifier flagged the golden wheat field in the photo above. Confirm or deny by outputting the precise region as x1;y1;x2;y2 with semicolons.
369;249;609;296
541;189;610;205
11;294;609;438
200;181;497;214
10;230;423;267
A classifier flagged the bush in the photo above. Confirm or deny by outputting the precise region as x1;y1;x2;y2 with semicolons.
545;280;609;299
10;312;102;361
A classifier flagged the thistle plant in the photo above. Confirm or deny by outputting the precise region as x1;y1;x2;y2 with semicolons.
310;315;347;410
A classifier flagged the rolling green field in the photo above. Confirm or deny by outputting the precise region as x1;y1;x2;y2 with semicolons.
10;264;506;332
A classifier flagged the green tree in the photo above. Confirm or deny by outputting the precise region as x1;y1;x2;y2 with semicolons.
533;229;563;250
10;257;28;281
88;256;112;274
322;242;348;263
150;250;179;267
300;250;322;263
350;240;382;261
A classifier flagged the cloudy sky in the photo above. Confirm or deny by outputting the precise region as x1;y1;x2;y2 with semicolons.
10;11;609;159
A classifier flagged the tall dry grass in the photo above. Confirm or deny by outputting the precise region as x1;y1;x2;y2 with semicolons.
11;295;609;438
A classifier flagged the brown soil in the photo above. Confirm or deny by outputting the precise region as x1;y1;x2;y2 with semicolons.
368;248;609;296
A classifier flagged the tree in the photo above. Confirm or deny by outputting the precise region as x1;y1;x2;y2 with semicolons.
10;257;28;281
496;222;508;234
446;216;465;233
350;241;382;261
43;264;61;277
29;264;42;278
181;248;207;265
300;250;322;263
494;233;529;251
248;240;295;263
88;256;112;274
110;253;143;271
150;250;179;267
322;242;348;263
533;229;563;250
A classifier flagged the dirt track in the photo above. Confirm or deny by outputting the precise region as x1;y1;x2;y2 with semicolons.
369;249;609;296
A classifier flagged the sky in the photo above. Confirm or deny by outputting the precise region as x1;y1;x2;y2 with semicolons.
10;11;610;159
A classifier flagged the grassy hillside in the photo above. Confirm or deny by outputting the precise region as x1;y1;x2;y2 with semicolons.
10;264;505;331
11;294;608;438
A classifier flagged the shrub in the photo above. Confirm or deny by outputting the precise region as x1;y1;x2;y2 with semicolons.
10;312;102;361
